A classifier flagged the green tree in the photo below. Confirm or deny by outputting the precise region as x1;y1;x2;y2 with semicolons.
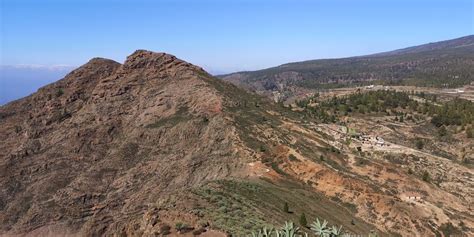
299;213;308;227
415;138;424;150
283;202;289;213
422;171;430;182
466;127;473;138
438;126;447;137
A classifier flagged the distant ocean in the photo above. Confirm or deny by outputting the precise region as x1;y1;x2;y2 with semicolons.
0;65;74;105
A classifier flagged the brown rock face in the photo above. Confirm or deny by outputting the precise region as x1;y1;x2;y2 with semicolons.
0;50;244;236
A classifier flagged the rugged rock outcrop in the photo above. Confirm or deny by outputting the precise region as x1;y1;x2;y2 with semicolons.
0;50;248;236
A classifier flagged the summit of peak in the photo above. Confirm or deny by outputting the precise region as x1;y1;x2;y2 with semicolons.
82;57;121;68
122;49;193;70
70;57;121;75
126;49;167;61
87;57;120;64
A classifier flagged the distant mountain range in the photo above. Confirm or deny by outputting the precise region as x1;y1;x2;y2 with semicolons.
221;35;474;96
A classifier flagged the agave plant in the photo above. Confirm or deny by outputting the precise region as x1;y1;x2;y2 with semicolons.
262;227;275;236
250;230;263;237
250;227;275;237
250;222;306;237
250;232;261;237
279;221;301;237
249;218;345;237
310;218;331;236
329;225;343;236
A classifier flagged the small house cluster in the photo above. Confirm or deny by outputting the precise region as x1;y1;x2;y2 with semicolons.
403;192;424;203
353;135;390;147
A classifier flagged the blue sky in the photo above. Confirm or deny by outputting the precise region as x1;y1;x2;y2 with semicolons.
1;0;472;74
1;0;471;104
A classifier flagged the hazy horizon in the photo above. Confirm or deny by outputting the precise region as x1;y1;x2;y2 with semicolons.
2;0;473;71
1;0;473;104
1;34;472;105
3;33;473;74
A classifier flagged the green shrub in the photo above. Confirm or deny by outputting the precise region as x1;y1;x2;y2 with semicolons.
176;222;188;231
55;88;64;97
271;162;287;176
288;154;298;161
422;170;430;182
439;222;463;237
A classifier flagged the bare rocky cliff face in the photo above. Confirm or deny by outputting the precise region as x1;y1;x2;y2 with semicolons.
0;50;249;236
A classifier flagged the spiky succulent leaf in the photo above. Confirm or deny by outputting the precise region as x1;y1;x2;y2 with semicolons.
330;225;343;236
310;218;331;237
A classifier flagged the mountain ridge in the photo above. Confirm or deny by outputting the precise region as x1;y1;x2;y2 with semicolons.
222;35;474;73
370;34;474;57
0;50;244;236
220;35;474;99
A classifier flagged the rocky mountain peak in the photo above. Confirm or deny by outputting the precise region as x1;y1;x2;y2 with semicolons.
67;57;121;78
86;57;120;65
122;49;202;73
